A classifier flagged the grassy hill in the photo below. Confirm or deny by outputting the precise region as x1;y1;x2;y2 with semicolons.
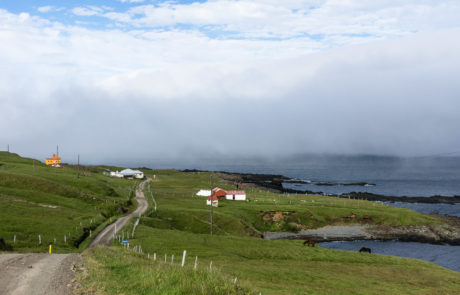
78;169;459;294
0;151;137;252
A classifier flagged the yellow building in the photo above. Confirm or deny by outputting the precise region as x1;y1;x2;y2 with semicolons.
45;154;61;166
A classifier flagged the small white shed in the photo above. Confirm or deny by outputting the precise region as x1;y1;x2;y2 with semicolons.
206;195;219;207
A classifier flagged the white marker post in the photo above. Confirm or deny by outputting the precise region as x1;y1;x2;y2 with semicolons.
154;253;156;261
181;250;187;267
13;235;16;244
209;261;212;272
64;235;67;244
171;254;174;265
194;256;198;270
38;235;41;245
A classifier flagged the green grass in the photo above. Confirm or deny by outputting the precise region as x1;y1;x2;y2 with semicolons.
0;151;139;252
103;225;460;295
78;246;256;295
77;169;458;294
140;170;439;237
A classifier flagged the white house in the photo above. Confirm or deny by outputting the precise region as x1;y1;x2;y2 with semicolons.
110;169;144;179
206;195;219;207
225;190;246;201
196;190;211;197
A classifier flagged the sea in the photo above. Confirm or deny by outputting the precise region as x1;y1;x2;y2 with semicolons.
140;154;460;271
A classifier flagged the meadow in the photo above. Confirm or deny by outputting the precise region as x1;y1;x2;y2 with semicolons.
80;169;459;294
0;151;137;252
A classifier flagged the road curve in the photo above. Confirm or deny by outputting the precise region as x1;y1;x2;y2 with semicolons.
89;178;150;247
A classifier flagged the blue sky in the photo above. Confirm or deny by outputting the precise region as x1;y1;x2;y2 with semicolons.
1;1;460;162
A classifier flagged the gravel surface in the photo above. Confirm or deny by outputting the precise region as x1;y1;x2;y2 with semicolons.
0;253;80;295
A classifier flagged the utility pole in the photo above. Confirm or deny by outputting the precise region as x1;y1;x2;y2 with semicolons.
7;144;9;153
77;154;80;178
210;174;213;235
56;145;59;156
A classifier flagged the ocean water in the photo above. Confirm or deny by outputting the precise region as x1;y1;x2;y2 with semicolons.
147;155;460;216
319;240;460;272
189;155;460;197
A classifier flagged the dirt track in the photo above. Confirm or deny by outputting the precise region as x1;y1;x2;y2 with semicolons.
89;178;150;247
0;253;80;295
0;179;150;295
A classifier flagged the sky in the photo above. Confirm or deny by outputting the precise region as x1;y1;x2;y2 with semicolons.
1;1;460;165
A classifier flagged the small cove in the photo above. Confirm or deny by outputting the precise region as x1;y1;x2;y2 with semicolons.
319;240;460;272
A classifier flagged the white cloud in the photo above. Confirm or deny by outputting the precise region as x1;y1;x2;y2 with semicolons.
37;6;53;13
1;7;460;160
120;0;145;3
71;6;104;17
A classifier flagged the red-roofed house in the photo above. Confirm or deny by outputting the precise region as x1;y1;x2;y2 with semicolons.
225;190;246;201
212;188;227;199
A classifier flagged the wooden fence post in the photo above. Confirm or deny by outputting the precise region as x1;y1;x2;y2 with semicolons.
181;250;186;267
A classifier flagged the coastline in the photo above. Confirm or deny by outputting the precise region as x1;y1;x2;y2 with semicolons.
263;214;460;246
182;169;460;204
183;169;460;245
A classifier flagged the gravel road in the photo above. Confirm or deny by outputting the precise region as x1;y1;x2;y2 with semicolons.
89;178;150;247
0;179;150;295
0;253;80;295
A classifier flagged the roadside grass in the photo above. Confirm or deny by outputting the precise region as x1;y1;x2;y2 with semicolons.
141;170;439;237
119;225;460;295
0;152;138;252
78;246;257;295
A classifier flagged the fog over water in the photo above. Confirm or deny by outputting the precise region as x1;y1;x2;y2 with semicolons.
1;25;460;163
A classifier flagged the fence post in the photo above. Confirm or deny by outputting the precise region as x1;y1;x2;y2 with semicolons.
171;254;174;265
181;250;187;267
14;235;16;244
39;235;41;244
194;256;198;270
165;254;167;263
209;261;212;272
154;253;156;261
64;234;66;244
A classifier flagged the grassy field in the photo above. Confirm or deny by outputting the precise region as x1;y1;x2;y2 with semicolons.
78;169;459;294
78;246;256;295
140;169;439;237
107;225;460;295
0;151;138;252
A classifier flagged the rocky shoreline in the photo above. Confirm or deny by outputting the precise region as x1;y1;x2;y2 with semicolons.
182;170;460;204
263;214;460;246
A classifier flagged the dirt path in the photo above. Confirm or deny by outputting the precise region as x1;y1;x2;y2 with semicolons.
0;253;80;295
89;178;150;247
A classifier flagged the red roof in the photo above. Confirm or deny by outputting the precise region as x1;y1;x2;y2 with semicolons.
225;190;246;195
212;188;226;197
207;195;219;201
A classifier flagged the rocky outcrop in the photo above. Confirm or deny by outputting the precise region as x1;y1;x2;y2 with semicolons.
263;214;460;245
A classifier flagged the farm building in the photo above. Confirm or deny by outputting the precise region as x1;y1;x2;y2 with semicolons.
196;190;211;197
206;195;219;207
225;190;246;201
212;188;227;199
110;169;144;179
45;154;61;167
